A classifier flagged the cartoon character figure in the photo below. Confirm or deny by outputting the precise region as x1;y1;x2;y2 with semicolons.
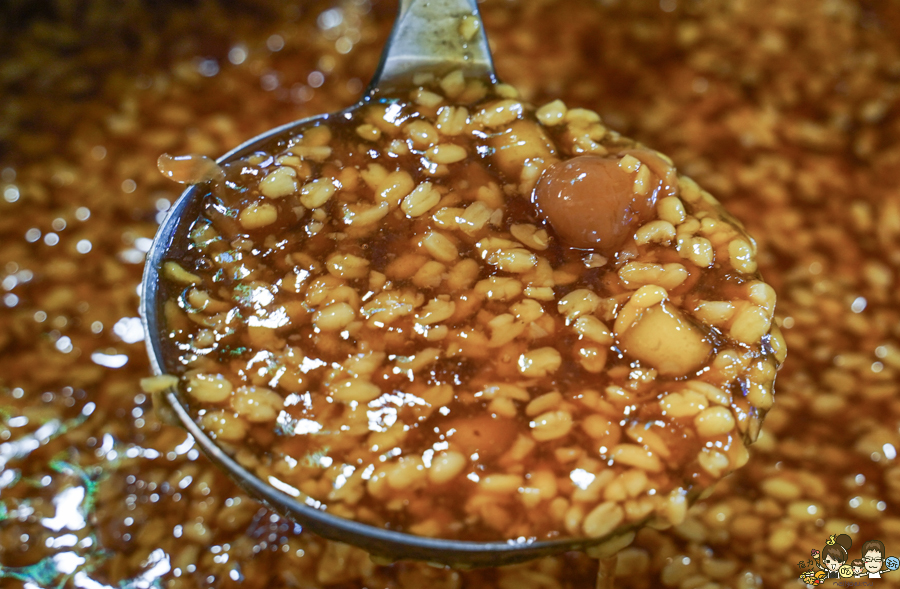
814;533;852;579
860;539;900;578
851;558;866;578
862;539;886;578
798;569;826;586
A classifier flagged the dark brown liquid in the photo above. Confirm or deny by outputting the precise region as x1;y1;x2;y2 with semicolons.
2;0;892;586
158;83;780;542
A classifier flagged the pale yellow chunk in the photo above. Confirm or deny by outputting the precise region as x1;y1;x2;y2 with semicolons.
232;385;284;423
139;374;179;394
239;202;277;229
259;166;297;198
618;302;712;376
186;372;233;403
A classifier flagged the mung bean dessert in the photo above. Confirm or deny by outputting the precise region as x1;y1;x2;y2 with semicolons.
3;0;900;587
151;70;784;541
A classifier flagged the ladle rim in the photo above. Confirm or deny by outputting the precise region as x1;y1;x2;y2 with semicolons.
139;111;639;567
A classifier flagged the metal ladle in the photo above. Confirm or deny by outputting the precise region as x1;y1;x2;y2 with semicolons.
141;0;630;582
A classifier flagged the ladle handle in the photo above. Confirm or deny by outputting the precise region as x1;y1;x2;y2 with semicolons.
369;0;496;92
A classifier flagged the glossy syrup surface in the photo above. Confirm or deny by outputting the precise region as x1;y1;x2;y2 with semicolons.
1;0;898;587
155;80;782;542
